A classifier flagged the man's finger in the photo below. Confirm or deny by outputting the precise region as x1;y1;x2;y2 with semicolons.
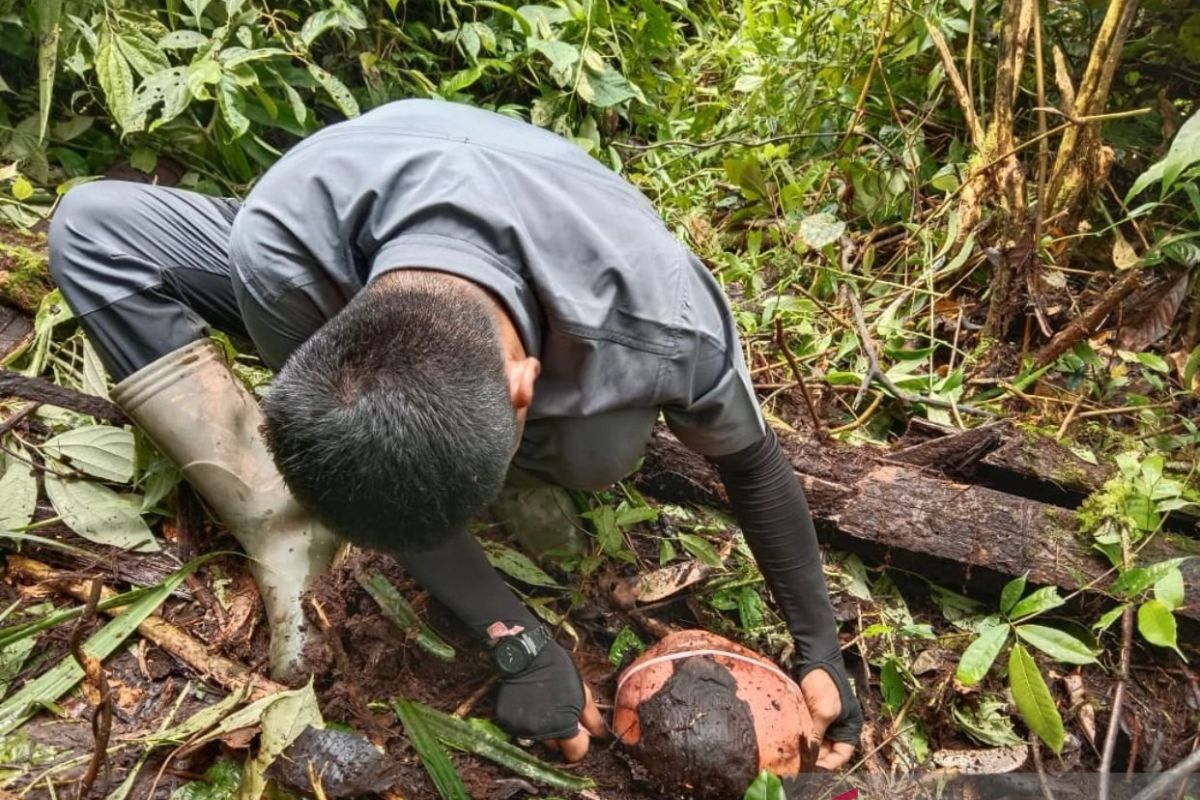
555;727;592;762
815;740;856;771
580;684;607;739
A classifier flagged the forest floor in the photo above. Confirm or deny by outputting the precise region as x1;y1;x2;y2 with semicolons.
0;225;1198;800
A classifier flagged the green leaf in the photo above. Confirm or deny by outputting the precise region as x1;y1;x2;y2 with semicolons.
128;67;190;132
952;697;1024;747
43;471;158;551
395;699;470;800
32;0;63;142
0;450;38;533
240;684;324;798
158;30;209;49
1015;624;1098;665
1093;604;1128;632
217;76;249;138
307;63;359;118
742;769;786;800
578;64;641;107
676;532;724;568
608;624;645;667
1154;568;1185;611
480;540;561;588
1111;558;1188;599
41;425;135;482
11;176;34;201
798;213;845;249
96;26;135;130
402;701;595;791
1007;643;1064;754
357;572;456;661
529;39;579;85
880;658;906;714
1128;109;1200;199
1137;599;1182;657
186;60;222;100
1008;586;1065;620
1183;344;1200;388
955;621;1010;686
114;30;170;79
999;573;1027;617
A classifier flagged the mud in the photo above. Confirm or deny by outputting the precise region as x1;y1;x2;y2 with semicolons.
632;655;759;798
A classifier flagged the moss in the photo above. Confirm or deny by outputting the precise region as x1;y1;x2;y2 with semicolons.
0;228;52;315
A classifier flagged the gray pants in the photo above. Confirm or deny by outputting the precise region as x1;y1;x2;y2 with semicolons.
48;180;655;491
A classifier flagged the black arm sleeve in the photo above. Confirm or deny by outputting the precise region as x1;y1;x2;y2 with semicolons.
709;428;863;745
393;527;585;740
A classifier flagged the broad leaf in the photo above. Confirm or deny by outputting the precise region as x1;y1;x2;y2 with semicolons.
96;26;135;130
41;425;134;482
1007;643;1064;754
240;684;324;799
480;540;561;588
676;532;724;568
952;697;1024;747
158;30;209;49
128;67;190;131
1015;624;1098;665
999;573;1027;617
955;622;1009;686
31;0;63;141
1137;599;1182;658
578;64;641;107
307;63;359;118
1008;586;1065;620
742;770;786;800
880;658;906;714
217;76;250;138
0;451;38;533
798;213;845;249
43;471;158;551
1128;109;1200;200
1111;558;1188;599
1154;568;1185;611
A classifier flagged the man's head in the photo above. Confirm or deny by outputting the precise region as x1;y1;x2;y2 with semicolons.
263;270;539;552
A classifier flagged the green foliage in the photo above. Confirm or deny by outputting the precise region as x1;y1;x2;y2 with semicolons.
1007;643;1064;755
742;770;786;800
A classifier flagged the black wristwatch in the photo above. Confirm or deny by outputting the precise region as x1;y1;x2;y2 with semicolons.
490;623;553;676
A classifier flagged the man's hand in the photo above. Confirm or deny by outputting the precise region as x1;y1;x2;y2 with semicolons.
495;641;607;762
543;683;606;761
800;668;858;770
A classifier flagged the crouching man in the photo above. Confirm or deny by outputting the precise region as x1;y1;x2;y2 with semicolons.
49;99;861;767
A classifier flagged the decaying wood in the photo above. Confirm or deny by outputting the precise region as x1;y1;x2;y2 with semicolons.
1033;268;1144;367
638;426;1200;621
0;369;128;425
0;304;32;361
6;555;283;699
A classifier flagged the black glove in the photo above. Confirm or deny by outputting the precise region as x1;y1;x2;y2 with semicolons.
709;428;863;746
495;640;585;740
393;526;585;741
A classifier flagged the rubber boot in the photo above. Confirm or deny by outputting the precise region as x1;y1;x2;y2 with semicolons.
491;471;586;558
110;339;340;684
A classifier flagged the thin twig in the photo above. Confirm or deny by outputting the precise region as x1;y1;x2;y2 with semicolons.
841;284;909;411
773;319;824;436
1100;525;1136;800
0;401;39;438
71;578;112;800
1126;746;1200;800
1055;392;1087;441
1030;732;1057;800
453;675;500;719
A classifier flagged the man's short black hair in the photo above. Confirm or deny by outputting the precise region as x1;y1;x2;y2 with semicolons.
263;270;516;552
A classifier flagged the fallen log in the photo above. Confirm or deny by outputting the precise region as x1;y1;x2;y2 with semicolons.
638;426;1200;621
0;369;128;425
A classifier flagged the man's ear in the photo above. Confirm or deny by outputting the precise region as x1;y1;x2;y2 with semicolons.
508;356;540;411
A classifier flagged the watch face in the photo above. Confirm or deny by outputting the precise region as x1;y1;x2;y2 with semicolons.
495;640;529;674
